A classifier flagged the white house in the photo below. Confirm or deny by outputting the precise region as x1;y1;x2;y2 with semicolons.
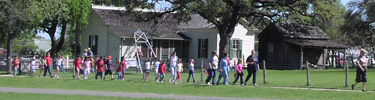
80;6;258;65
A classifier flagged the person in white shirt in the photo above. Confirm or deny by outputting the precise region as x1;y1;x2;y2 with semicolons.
54;56;63;78
144;58;151;81
168;51;178;83
205;51;218;85
30;57;36;77
154;58;160;83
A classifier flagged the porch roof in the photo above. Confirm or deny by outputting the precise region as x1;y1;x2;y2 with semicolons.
109;29;191;40
285;39;349;49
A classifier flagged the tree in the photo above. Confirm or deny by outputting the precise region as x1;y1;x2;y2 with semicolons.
0;0;39;73
341;0;375;47
37;0;91;59
67;0;91;57
101;0;311;60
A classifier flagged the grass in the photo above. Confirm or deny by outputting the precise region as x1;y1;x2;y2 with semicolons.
0;68;374;100
0;92;168;100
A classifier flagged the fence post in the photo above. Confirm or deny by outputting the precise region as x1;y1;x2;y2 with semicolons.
263;60;266;84
306;61;310;86
201;60;204;82
345;61;349;87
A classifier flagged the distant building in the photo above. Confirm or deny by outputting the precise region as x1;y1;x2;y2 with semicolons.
34;39;51;53
80;6;259;65
258;23;348;69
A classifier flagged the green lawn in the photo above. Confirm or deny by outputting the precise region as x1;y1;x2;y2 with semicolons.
0;92;168;100
0;69;374;100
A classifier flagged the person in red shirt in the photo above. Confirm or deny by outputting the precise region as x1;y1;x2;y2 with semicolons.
43;52;53;78
158;60;166;83
117;61;123;80
74;55;82;79
95;56;104;80
12;56;20;76
121;56;127;80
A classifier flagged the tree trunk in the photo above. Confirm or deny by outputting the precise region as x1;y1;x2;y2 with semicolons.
6;32;17;74
55;21;67;53
6;37;13;74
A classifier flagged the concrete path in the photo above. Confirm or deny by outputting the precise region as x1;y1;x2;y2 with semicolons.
0;87;269;100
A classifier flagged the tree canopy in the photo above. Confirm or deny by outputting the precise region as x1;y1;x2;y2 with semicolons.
341;0;375;47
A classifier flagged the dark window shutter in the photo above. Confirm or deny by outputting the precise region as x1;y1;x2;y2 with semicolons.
198;39;201;58
205;39;208;58
89;35;92;48
238;40;242;58
94;35;98;55
230;40;233;58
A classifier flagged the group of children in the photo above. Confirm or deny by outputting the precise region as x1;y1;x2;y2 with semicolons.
73;55;124;80
142;57;196;84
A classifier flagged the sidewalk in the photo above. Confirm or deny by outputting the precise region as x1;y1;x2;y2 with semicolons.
0;87;269;100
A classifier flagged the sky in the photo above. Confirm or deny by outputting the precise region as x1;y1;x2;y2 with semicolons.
36;0;354;40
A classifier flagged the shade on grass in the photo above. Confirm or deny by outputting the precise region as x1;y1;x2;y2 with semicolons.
0;69;374;100
0;92;169;100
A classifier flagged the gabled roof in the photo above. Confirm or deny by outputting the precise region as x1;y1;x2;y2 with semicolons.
179;14;215;29
259;23;348;49
274;23;330;39
34;39;51;52
93;8;180;30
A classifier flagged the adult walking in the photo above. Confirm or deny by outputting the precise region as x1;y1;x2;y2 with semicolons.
244;50;259;86
43;52;53;78
217;52;230;85
205;51;218;85
352;49;368;91
168;51;178;83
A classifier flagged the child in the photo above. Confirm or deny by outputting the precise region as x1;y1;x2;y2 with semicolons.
144;58;151;81
187;59;196;83
39;55;45;77
232;59;244;86
176;58;183;83
154;58;160;83
74;56;82;79
121;56;126;80
159;60;166;83
12;56;20;77
83;57;91;79
95;56;104;80
89;56;95;73
54;55;62;78
117;62;123;80
30;57;36;77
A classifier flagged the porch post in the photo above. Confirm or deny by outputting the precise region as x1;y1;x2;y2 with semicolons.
300;46;303;69
323;49;326;69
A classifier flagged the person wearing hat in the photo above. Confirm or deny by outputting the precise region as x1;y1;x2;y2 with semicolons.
352;49;368;91
205;50;219;85
104;56;114;80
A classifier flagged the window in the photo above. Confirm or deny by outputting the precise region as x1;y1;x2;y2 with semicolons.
267;42;274;54
230;40;242;58
88;35;98;55
198;39;208;58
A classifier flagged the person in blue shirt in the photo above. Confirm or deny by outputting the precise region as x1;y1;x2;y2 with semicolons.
245;50;259;86
216;52;231;85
